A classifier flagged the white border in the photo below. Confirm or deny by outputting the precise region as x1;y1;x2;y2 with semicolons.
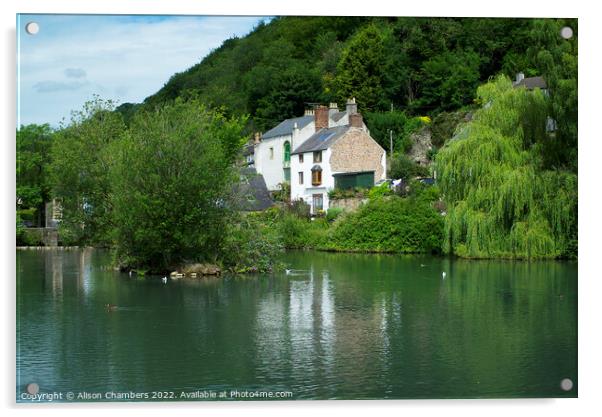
3;1;600;416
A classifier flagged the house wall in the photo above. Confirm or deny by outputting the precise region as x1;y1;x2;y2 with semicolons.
329;128;386;181
254;134;290;191
291;148;334;214
255;122;316;191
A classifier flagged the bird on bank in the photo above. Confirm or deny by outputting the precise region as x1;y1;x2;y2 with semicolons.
162;276;167;284
105;304;118;312
442;272;447;279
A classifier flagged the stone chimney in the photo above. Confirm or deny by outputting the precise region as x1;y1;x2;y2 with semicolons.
515;72;525;84
254;132;262;144
349;113;363;128
315;105;329;132
346;97;357;115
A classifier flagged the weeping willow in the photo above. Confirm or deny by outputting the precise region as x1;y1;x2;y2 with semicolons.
436;76;577;259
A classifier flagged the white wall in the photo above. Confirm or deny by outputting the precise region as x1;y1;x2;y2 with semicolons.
291;148;335;214
254;134;289;191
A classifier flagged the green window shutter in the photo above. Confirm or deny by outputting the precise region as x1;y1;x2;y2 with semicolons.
284;141;291;162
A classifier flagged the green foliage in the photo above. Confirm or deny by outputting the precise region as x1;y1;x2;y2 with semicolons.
326;196;444;253
436;76;577;259
49;98;125;245
110;99;247;271
141;17;565;126
220;213;284;273
16;123;54;226
331;23;407;111
430;110;470;147
368;182;392;200
363;111;423;153
389;154;429;180
414;51;481;113
327;187;368;200
326;207;344;222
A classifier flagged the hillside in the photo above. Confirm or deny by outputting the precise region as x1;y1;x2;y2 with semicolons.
131;16;574;134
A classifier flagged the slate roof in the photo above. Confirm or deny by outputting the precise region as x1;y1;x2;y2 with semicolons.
262;115;314;139
331;111;347;123
514;76;547;90
234;167;273;211
291;125;350;155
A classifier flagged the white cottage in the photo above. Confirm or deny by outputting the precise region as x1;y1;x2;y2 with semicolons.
254;102;352;191
290;103;386;214
254;99;386;214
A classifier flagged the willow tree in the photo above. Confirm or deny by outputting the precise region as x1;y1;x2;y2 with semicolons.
435;76;577;259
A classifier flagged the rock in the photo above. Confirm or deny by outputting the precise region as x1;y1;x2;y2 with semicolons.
408;126;433;167
179;263;222;277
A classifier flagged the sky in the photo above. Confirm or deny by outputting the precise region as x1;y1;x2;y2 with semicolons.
17;14;269;127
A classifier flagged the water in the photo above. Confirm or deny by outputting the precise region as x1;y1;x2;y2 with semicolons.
16;248;577;401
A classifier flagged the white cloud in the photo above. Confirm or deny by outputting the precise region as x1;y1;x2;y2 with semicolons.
17;15;268;127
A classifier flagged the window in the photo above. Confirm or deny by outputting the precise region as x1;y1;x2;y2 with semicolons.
312;194;324;212
298;172;304;185
313;151;322;163
311;165;322;186
269;147;274;159
284;168;290;182
283;141;291;162
299;154;304;163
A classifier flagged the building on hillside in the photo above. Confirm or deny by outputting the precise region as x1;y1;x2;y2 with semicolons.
253;100;360;192
290;104;386;214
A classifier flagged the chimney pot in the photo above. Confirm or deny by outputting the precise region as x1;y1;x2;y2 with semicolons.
346;97;358;115
254;132;262;144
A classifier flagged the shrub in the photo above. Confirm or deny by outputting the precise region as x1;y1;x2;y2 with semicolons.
328;195;444;253
368;182;392;200
389;154;429;180
326;207;344;222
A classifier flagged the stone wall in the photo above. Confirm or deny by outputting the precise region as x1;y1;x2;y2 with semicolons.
329;128;385;180
329;197;366;211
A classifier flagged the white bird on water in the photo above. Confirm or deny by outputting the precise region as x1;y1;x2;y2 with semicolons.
442;272;447;279
162;276;167;284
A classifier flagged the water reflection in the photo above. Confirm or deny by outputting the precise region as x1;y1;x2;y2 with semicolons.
17;249;577;401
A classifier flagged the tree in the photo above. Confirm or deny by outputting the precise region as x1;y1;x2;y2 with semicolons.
436;76;577;259
49;98;125;245
110;99;247;271
16;124;53;226
332;23;407;111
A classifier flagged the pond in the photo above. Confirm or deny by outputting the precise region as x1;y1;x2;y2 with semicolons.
16;248;577;401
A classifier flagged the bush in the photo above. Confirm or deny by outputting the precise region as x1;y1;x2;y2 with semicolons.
327;195;444;253
221;213;283;273
328;187;368;200
389;154;429;180
326;207;344;222
368;182;392;200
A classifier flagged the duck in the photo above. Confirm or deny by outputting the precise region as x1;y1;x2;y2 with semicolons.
105;303;118;311
442;272;447;279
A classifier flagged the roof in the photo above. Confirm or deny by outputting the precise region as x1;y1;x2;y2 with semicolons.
262;115;314;139
234;168;273;211
291;125;350;154
331;111;347;123
514;76;547;90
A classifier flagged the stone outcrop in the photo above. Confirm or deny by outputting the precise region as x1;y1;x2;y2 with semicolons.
171;263;221;278
408;126;433;166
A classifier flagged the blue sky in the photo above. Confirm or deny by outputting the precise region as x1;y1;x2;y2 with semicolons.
17;14;269;127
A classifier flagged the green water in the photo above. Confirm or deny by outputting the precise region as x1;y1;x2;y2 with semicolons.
16;249;577;401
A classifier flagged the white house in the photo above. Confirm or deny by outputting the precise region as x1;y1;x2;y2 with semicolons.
253;98;385;214
254;102;353;191
290;103;386;214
